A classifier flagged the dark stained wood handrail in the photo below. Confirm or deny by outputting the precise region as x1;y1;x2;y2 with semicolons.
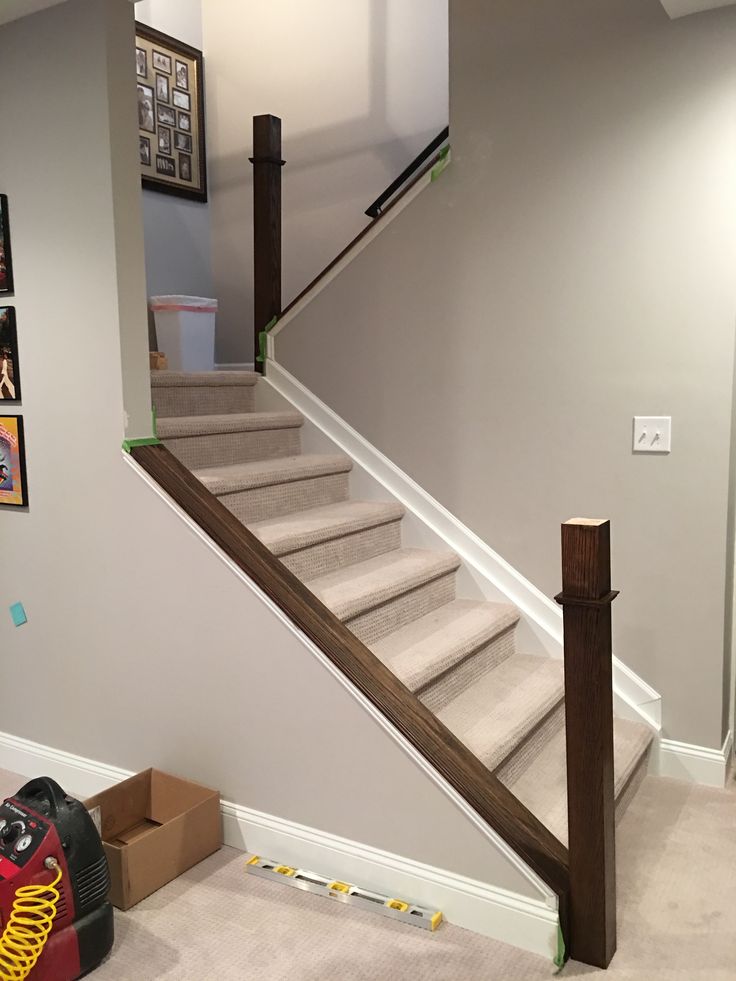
278;146;447;322
556;518;618;968
132;442;570;928
365;126;449;218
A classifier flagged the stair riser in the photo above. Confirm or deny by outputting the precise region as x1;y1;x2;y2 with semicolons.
279;521;403;581
346;573;456;647
418;626;517;715
221;473;351;525
496;700;565;786
153;386;255;418
163;428;301;470
613;745;652;828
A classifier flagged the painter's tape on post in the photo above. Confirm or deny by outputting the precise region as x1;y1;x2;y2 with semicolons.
256;316;279;364
431;145;451;182
553;924;566;971
9;602;27;627
122;437;162;454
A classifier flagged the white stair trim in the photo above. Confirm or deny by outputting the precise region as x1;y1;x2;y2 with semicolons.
660;0;735;18
0;726;558;960
263;357;663;734
652;730;732;788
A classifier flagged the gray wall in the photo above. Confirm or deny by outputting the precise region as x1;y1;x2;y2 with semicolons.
0;0;539;899
278;0;736;749
204;0;449;365
136;0;214;306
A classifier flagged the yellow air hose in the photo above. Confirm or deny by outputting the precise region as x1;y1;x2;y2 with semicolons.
0;859;62;981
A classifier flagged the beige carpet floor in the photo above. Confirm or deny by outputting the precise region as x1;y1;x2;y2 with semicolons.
0;768;734;979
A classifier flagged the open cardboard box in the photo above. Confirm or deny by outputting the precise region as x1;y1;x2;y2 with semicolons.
85;769;221;910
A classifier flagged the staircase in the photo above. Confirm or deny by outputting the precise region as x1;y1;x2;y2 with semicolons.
152;368;654;850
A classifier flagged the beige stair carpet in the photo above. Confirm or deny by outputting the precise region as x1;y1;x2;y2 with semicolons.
152;371;655;848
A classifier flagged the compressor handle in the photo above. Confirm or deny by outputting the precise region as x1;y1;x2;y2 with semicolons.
15;777;69;819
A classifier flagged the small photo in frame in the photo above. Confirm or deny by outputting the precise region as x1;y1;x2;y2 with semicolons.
0;196;14;295
139;136;151;167
175;60;189;90
137;84;155;133
0;307;19;402
152;49;171;74
172;89;190;111
177;111;191;133
157;105;176;127
0;414;28;508
158;126;172;156
174;131;192;153
156;73;169;104
156;155;176;178
179;153;192;182
136;46;147;78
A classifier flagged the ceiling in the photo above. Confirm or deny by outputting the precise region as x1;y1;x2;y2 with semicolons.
660;0;736;14
0;0;140;28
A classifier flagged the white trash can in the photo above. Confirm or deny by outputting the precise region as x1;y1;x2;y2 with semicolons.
150;295;218;372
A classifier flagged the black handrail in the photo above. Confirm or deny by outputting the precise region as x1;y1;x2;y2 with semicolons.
365;126;449;218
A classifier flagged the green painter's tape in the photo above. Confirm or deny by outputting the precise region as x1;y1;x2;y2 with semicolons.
122;437;162;454
431;145;451;182
553;923;566;971
256;316;279;364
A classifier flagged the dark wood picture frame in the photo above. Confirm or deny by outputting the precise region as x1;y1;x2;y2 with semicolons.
0;414;28;508
0;195;14;295
135;23;207;203
0;306;20;403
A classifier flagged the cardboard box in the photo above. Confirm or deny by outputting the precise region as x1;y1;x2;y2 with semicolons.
85;769;221;910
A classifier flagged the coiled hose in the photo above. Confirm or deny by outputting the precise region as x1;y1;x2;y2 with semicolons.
0;861;62;981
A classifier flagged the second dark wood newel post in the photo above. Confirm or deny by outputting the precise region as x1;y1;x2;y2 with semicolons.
556;518;618;968
250;114;284;372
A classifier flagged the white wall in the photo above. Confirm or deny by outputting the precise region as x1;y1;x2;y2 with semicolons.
204;0;449;364
0;0;542;911
135;0;214;309
277;0;736;750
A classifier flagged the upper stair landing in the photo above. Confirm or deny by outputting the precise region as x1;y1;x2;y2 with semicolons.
152;370;259;417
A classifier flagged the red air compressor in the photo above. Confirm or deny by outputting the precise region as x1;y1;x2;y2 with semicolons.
0;778;114;980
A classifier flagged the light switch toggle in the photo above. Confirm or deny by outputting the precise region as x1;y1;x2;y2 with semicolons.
633;417;671;454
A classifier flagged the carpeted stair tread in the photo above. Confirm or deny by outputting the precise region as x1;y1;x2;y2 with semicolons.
192;454;352;495
157;410;303;438
250;500;405;556
371;600;520;693
306;547;461;622
505;717;654;844
436;655;564;772
151;370;258;387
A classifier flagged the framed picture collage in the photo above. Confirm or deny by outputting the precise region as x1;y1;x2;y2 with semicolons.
0;193;28;508
135;24;207;202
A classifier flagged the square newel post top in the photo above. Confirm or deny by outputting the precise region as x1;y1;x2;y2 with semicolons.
557;517;617;604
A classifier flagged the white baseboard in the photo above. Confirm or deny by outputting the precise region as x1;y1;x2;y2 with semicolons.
264;358;662;732
0;728;558;960
652;730;733;788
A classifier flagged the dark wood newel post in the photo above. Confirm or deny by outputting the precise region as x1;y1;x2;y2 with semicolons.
250;114;284;373
555;518;618;968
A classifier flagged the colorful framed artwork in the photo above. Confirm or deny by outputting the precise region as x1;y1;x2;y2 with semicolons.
0;307;20;402
0;414;28;507
135;24;207;203
0;196;14;295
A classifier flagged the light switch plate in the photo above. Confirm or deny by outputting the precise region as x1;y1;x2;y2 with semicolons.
633;416;671;454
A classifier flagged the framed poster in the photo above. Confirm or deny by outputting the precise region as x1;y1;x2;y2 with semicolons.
135;24;207;203
0;307;20;402
0;196;14;295
0;414;28;508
